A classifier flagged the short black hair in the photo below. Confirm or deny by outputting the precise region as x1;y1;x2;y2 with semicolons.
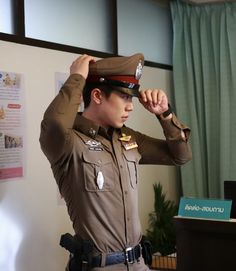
83;83;112;108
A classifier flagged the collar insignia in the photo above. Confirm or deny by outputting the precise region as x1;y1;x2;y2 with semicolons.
119;133;132;142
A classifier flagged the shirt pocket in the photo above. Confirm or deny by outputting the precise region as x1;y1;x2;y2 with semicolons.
82;151;115;192
123;149;141;189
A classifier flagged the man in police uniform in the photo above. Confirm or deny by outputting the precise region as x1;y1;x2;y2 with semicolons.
40;53;192;271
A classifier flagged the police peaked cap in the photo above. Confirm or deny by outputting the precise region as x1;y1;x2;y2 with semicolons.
87;53;145;97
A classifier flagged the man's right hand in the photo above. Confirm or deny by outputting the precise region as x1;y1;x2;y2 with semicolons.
70;54;95;79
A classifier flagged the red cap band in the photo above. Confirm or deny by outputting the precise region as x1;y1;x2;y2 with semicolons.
87;75;139;85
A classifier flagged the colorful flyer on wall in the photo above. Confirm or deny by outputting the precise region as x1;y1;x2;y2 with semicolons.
0;71;25;181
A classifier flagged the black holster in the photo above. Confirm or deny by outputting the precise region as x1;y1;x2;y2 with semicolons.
141;238;153;266
60;233;94;271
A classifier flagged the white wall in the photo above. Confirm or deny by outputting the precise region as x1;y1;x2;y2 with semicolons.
0;40;176;271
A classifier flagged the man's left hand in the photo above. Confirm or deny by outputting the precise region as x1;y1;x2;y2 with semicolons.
139;89;169;116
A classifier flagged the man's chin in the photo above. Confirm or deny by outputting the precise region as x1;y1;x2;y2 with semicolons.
113;123;124;129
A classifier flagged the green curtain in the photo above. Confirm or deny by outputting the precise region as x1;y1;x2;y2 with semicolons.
170;0;236;198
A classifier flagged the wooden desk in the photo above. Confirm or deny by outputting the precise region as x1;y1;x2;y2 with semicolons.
174;217;236;271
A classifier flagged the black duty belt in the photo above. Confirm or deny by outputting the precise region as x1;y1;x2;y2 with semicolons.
92;244;142;267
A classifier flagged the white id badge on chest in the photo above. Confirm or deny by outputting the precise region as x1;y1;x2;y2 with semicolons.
97;171;104;190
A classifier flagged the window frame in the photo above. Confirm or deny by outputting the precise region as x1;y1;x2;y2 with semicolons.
0;0;172;70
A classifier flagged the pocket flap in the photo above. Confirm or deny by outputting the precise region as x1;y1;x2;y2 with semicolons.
82;150;110;165
123;149;141;163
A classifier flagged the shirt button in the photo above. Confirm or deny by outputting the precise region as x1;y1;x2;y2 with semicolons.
120;165;123;168
89;128;96;137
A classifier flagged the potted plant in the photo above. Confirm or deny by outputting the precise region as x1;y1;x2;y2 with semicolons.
145;182;178;269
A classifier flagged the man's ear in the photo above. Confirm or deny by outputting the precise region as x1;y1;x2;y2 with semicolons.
91;88;102;104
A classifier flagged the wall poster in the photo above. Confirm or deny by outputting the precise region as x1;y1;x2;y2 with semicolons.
0;71;25;181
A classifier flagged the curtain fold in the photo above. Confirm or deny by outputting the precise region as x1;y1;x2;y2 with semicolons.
170;0;236;198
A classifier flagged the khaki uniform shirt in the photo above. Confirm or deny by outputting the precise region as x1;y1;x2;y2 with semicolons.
40;74;191;255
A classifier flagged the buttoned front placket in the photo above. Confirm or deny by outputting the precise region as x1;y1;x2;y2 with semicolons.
111;131;133;247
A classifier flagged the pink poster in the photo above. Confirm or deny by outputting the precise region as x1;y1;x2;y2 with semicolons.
0;71;25;181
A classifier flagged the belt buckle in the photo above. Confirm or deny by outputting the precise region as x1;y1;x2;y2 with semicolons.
125;247;135;264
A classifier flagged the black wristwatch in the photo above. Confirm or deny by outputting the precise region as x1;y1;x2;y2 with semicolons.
157;104;172;120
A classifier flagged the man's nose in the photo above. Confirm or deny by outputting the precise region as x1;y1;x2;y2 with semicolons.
126;101;134;111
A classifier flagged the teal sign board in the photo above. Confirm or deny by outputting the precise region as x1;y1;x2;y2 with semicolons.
178;197;232;220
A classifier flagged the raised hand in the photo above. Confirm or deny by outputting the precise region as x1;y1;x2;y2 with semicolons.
70;54;95;79
139;88;169;116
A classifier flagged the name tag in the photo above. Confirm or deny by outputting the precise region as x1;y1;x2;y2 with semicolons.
123;141;138;150
178;197;232;220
